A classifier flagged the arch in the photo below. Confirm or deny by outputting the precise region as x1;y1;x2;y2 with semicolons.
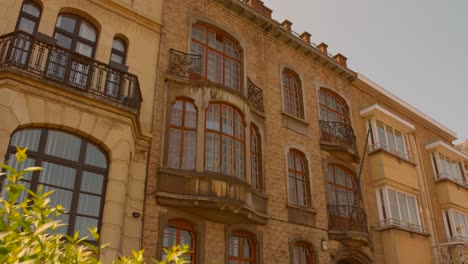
110;35;128;65
15;1;42;33
228;230;257;264
58;7;101;33
225;224;263;264
333;248;372;264
190;22;243;91
3;127;109;240
318;87;350;124
162;218;197;263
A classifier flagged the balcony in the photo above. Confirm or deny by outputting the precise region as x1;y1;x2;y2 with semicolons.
156;169;269;224
319;121;358;160
433;242;468;264
327;205;369;245
167;48;265;113
0;31;142;113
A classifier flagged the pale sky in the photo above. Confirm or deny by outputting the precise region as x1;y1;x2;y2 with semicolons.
265;0;468;143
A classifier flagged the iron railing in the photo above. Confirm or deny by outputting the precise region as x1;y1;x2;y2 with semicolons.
379;218;426;233
319;120;357;150
433;242;468;264
0;31;142;112
167;49;265;113
327;204;368;233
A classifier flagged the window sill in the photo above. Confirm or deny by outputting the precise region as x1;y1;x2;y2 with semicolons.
368;147;416;166
375;224;430;237
286;203;317;213
281;112;309;135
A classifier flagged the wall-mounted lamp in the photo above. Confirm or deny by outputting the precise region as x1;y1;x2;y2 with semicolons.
132;211;141;219
321;238;328;250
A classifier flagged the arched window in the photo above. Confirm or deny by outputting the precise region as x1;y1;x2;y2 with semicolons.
293;241;314;264
319;89;349;124
15;1;41;33
110;37;127;64
229;231;256;264
191;23;241;90
2;128;108;240
162;219;196;263
326;165;357;207
282;69;304;118
287;150;309;207
250;124;262;191
168;99;197;170
205;104;244;179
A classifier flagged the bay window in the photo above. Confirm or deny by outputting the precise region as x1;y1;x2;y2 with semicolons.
376;187;423;232
431;152;465;185
373;120;409;159
443;209;468;242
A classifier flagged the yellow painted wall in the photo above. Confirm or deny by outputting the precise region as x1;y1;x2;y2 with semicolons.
436;180;468;209
381;228;432;264
369;152;419;189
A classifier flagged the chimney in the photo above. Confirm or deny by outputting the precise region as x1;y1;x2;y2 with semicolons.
300;31;311;45
246;0;272;18
281;19;293;32
317;42;328;55
333;53;348;67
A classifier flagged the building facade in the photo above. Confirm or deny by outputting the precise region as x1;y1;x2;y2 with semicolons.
143;0;468;263
0;0;162;262
1;0;467;264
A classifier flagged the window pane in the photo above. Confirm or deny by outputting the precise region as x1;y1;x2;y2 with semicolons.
205;133;219;172
206;105;220;130
78;193;101;217
112;39;126;52
163;226;177;247
289;174;297;204
40;162;76;189
388;189;399;221
56;15;76;33
42;185;73;209
184;102;197;128
10;129;41;151
45;131;81;161
229;236;239;257
110;53;124;64
168;128;181;168
18;17;36;34
22;3;41;17
377;121;387;146
407;196;418;225
395;130;405;154
81;171;104;194
397;192;409;223
170;101;183;126
182;131;196;170
74;216;98;240
242;237;252;257
386;125;396;150
79;20;97;42
76;41;93;57
85;144;107;168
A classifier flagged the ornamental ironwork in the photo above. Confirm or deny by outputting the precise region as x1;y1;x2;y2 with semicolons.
319;120;357;150
247;78;264;113
167;48;202;80
0;31;142;112
327;204;368;233
433;241;468;264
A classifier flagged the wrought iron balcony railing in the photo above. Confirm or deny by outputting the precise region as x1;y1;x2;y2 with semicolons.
167;48;265;113
327;204;368;233
0;31;142;113
319;120;357;150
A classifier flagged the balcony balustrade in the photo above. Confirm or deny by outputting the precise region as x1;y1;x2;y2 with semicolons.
327;204;368;234
319;120;358;159
0;31;142;113
167;48;265;113
433;242;468;264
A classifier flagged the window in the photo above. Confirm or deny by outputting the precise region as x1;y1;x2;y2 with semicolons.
326;165;357;207
47;14;98;88
376;187;423;232
292;242;314;264
205;104;244;179
282;69;303;118
431;152;465;185
15;1;41;33
162;219;196;262
250;124;262;191
1;128;108;240
191;23;241;90
287;150;309;207
319;89;349;124
110;37;127;64
443;209;468;242
168;100;197;170
373;120;409;160
229;231;255;264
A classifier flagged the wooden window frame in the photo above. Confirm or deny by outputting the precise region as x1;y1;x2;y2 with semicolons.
293;241;314;264
228;231;256;264
168;99;197;170
191;23;242;91
326;164;357;207
318;89;350;124
15;1;42;33
53;13;98;58
288;149;309;207
204;103;245;179
250;123;262;191
282;69;304;118
1;128;108;241
163;219;197;263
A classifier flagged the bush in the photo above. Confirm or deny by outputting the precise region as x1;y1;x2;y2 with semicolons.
0;147;190;264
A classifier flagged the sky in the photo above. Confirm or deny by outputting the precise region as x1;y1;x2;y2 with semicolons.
265;0;468;143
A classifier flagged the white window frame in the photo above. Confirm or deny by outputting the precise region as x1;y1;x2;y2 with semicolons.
442;209;468;242
375;186;424;232
368;118;411;161
431;152;466;186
